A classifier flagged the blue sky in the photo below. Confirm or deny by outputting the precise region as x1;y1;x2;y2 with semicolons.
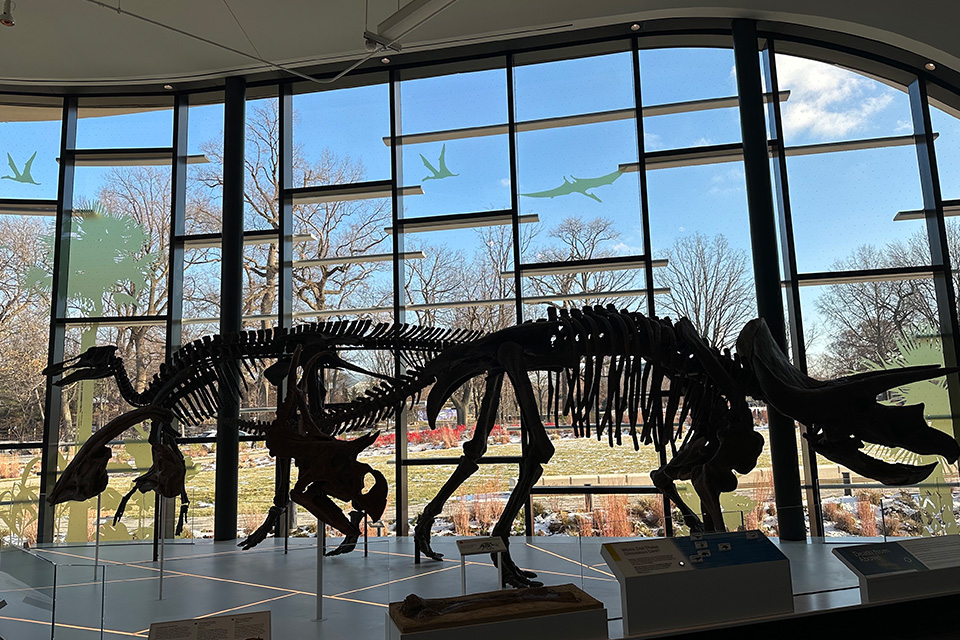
0;48;953;347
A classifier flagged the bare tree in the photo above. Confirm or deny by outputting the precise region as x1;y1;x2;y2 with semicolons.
527;216;640;309
658;232;754;350
196;101;391;321
814;222;960;376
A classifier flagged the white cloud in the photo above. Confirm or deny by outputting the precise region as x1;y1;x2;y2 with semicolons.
644;131;663;150
708;167;745;196
499;178;511;187
895;119;913;133
775;55;895;139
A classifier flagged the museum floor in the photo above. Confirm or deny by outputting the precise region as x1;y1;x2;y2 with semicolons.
0;535;956;639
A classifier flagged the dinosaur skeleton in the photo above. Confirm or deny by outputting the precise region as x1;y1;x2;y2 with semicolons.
45;308;959;587
45;320;479;544
403;305;959;587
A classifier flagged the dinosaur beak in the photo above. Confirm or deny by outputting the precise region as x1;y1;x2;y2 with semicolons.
45;355;113;386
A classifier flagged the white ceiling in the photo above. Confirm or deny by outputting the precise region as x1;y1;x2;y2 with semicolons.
1;0;958;88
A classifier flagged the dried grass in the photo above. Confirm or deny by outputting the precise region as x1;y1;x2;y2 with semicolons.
593;495;632;537
858;495;877;536
0;454;21;479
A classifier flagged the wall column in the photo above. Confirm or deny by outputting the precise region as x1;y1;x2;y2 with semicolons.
215;76;246;541
732;19;805;540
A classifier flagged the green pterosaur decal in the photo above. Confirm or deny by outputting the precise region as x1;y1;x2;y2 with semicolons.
420;144;458;181
522;169;623;203
2;151;40;185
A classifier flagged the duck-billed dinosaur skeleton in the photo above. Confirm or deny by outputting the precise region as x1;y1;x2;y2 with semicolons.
46;308;959;589
45;320;479;549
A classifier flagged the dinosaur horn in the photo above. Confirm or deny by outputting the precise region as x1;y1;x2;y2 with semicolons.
838;365;956;396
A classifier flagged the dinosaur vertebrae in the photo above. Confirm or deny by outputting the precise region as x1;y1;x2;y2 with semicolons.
107;320;482;430
542;305;741;453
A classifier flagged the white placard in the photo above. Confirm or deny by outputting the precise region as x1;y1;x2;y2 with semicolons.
456;537;507;556
149;611;271;640
603;539;692;577
901;535;960;570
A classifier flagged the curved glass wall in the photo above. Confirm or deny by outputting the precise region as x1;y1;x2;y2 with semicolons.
2;25;959;549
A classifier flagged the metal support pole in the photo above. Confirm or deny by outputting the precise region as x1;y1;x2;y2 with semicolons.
94;493;101;579
215;76;245;541
38;97;77;544
732;19;805;540
158;496;166;600
388;69;409;537
315;520;324;620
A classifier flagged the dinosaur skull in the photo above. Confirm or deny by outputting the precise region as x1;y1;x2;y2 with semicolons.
44;345;119;386
737;318;960;484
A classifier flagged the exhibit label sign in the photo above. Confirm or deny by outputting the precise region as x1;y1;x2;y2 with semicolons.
602;531;793;636
456;536;507;556
833;535;960;603
148;611;270;640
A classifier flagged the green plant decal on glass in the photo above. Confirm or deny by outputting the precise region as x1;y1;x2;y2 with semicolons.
420;144;459;181
521;169;622;203
2;151;40;185
28;203;161;542
864;331;957;537
0;456;41;545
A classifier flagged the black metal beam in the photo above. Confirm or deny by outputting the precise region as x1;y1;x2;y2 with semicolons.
733;19;805;541
37;97;77;544
762;42;823;538
155;92;190;554
909;77;960;445
275;81;294;538
214;76;245;541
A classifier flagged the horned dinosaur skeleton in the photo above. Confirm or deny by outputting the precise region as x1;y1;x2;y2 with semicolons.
400;305;959;587
45;320;479;544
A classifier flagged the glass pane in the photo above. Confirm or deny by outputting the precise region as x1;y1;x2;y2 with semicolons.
639;47;738;105
514;50;634;121
931;105;960;201
0;103;62;200
0;450;42;546
187;101;225;234
788;146;926;273
0;214;53;444
67;167;171;318
293;195;392;314
517;120;641;247
640;47;742;152
400;135;511;217
76;100;174;149
398;65;510;218
773;54;913;146
403;227;514;329
399;66;507;134
244;97;280;232
294;83;391;186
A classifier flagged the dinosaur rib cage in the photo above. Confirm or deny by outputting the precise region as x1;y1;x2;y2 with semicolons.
111;320;483;434
543;305;742;454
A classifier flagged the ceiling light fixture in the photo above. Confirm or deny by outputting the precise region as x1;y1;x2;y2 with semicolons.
925;62;937;71
630;23;640;31
0;0;15;27
381;57;390;64
163;84;174;90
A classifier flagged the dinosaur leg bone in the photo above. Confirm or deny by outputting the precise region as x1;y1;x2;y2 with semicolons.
489;342;555;587
415;371;504;561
